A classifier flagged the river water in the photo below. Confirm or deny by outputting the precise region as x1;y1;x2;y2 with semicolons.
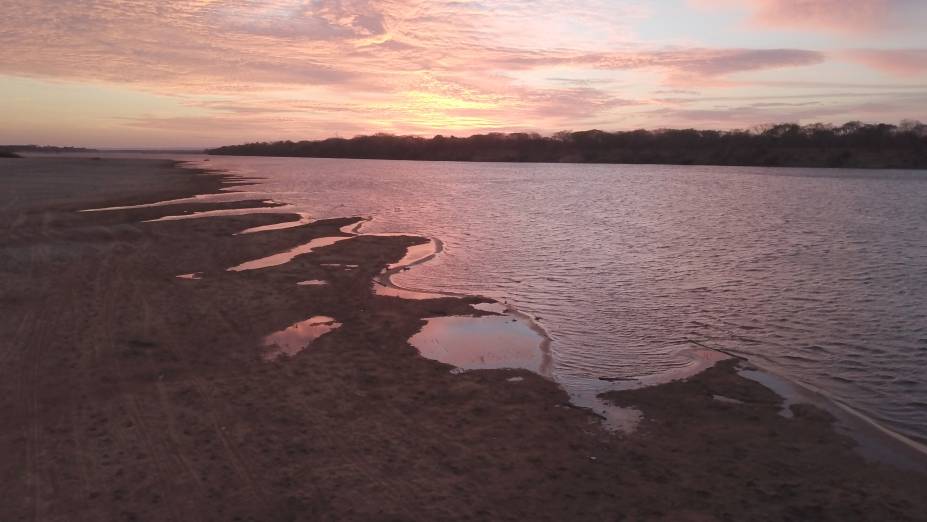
170;156;927;444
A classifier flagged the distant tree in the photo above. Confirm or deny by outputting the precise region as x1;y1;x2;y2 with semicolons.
206;120;927;169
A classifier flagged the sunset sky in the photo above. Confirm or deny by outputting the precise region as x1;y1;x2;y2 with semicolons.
3;0;926;147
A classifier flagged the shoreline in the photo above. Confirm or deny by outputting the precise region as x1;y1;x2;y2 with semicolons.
3;156;926;520
43;148;920;172
685;339;927;461
105;155;927;453
735;357;927;470
140;159;927;466
157;159;927;468
363;207;927;458
205;153;927;171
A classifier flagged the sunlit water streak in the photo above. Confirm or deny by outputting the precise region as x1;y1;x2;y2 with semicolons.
156;155;926;443
228;236;353;271
262;315;342;361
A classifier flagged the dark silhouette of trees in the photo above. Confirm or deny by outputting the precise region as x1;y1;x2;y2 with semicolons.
208;121;927;169
0;145;95;154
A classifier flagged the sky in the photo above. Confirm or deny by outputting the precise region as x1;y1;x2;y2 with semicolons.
2;0;926;147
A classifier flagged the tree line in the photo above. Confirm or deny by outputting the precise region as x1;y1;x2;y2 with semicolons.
209;121;927;169
0;145;96;157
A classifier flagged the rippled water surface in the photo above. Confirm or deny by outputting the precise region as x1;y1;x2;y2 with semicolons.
180;156;927;442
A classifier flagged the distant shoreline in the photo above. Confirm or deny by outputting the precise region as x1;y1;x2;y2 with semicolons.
206;152;927;170
208;122;927;170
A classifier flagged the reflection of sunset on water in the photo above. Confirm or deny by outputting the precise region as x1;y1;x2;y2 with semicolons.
263;315;342;360
410;315;548;375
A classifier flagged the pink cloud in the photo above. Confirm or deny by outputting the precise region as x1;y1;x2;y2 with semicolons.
691;0;924;34
640;93;927;129
0;0;827;102
485;48;824;84
842;49;927;76
1;0;921;144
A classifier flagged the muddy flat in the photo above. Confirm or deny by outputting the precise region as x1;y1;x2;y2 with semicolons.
1;157;925;521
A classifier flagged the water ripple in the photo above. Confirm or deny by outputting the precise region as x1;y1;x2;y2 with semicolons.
186;156;927;443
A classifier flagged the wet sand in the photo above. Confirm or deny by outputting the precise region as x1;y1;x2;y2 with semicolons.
2;156;926;521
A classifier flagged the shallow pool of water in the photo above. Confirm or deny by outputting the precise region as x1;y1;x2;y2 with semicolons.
409;314;551;375
263;315;342;360
229;236;353;271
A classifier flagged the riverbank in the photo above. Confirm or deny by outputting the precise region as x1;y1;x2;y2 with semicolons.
1;156;925;521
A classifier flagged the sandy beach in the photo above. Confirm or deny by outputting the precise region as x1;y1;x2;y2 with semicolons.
2;156;926;521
